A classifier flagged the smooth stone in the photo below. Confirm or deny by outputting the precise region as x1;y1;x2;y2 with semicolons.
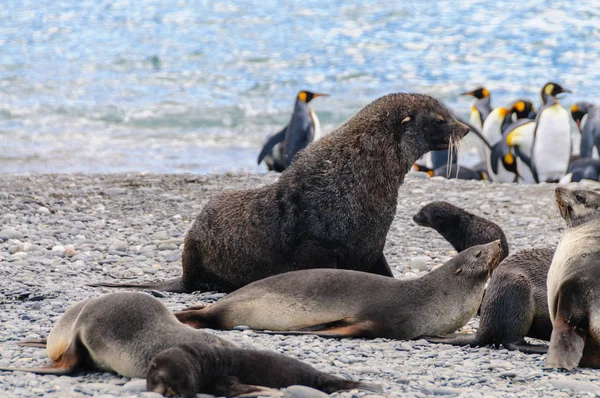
106;187;127;195
36;207;51;214
0;229;24;240
121;378;147;392
283;385;328;398
550;379;600;393
410;255;431;271
430;387;461;396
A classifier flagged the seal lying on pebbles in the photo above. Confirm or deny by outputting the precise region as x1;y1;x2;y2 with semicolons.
0;293;377;396
147;343;380;397
175;242;502;339
91;93;469;293
546;187;600;369
426;247;554;353
413;201;509;260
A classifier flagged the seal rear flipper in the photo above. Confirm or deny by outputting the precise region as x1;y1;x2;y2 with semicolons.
509;342;548;354
0;339;82;375
212;376;282;397
88;277;186;293
424;333;480;347
174;307;217;329
18;338;47;348
545;315;586;369
257;127;287;165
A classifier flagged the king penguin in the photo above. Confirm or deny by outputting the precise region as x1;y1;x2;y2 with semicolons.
530;82;572;182
257;90;328;171
571;102;600;159
481;106;515;182
461;87;493;165
503;100;537;184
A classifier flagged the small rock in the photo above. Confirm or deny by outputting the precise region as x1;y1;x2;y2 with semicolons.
283;385;328;398
550;379;600;393
51;246;66;257
36;206;51;214
430;387;461;396
121;378;147;392
0;228;24;240
410;255;431;271
106;187;127;195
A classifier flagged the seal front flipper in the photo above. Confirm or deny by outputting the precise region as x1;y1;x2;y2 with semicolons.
88;277;185;293
510;342;548;354
368;253;394;277
425;333;480;347
546;314;586;369
257;127;287;165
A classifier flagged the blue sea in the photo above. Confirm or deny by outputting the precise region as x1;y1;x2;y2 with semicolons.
1;0;599;174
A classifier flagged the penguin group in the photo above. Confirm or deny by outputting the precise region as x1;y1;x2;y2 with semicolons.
415;82;600;184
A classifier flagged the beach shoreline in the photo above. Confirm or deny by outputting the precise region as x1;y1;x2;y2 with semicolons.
0;172;598;397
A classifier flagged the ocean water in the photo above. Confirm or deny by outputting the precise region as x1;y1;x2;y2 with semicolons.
1;0;599;174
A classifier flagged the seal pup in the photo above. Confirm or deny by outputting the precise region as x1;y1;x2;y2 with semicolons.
412;201;509;260
0;293;375;396
147;343;380;397
257;90;328;171
426;247;554;353
91;93;469;293
174;242;502;339
546;187;600;369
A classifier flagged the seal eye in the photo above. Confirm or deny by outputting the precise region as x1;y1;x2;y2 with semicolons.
474;250;482;258
435;118;446;126
574;193;585;203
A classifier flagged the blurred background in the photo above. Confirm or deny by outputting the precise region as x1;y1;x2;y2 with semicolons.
1;0;599;174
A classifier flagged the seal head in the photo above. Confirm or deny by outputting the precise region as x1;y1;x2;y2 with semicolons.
555;187;600;227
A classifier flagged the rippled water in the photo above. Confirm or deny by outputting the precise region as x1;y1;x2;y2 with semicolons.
1;0;599;174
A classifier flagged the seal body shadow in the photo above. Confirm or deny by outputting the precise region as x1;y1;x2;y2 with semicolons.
175;242;502;340
92;93;469;293
426;247;554;353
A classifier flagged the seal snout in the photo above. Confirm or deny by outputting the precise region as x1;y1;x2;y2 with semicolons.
412;212;425;225
484;240;503;270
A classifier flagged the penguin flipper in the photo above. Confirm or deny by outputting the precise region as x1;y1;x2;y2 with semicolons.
490;143;502;174
257;126;287;165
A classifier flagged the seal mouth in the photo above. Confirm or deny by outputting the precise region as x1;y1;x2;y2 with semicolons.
412;213;425;225
554;187;571;219
482;240;503;274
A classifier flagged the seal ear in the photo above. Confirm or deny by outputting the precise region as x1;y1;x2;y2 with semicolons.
401;116;411;124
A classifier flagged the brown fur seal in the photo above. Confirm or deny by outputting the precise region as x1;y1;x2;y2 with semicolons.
426;247;554;353
174;242;502;339
91;93;469;293
546;187;600;369
413;201;509;260
0;293;377;396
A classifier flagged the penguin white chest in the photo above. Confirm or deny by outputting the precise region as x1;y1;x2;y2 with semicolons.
533;104;571;182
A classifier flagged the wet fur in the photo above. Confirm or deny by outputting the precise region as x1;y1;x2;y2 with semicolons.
91;94;468;293
175;242;502;340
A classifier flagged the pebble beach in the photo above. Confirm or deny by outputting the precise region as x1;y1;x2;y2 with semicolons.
1;172;600;397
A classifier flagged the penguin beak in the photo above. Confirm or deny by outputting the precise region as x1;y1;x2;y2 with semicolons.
460;91;474;97
312;93;329;98
575;119;582;132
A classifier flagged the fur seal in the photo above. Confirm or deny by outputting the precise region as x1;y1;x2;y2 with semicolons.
147;343;379;397
426;247;554;353
91;93;469;293
174;242;502;339
0;292;376;396
546;187;600;369
412;201;509;260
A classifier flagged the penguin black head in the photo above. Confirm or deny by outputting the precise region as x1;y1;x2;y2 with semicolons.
571;102;591;131
297;90;328;104
510;100;535;120
460;87;490;100
541;82;571;104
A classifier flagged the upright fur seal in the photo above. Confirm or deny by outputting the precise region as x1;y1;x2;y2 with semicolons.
175;242;502;339
92;93;469;293
546;187;600;369
413;201;509;260
426;247;554;353
0;293;375;396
